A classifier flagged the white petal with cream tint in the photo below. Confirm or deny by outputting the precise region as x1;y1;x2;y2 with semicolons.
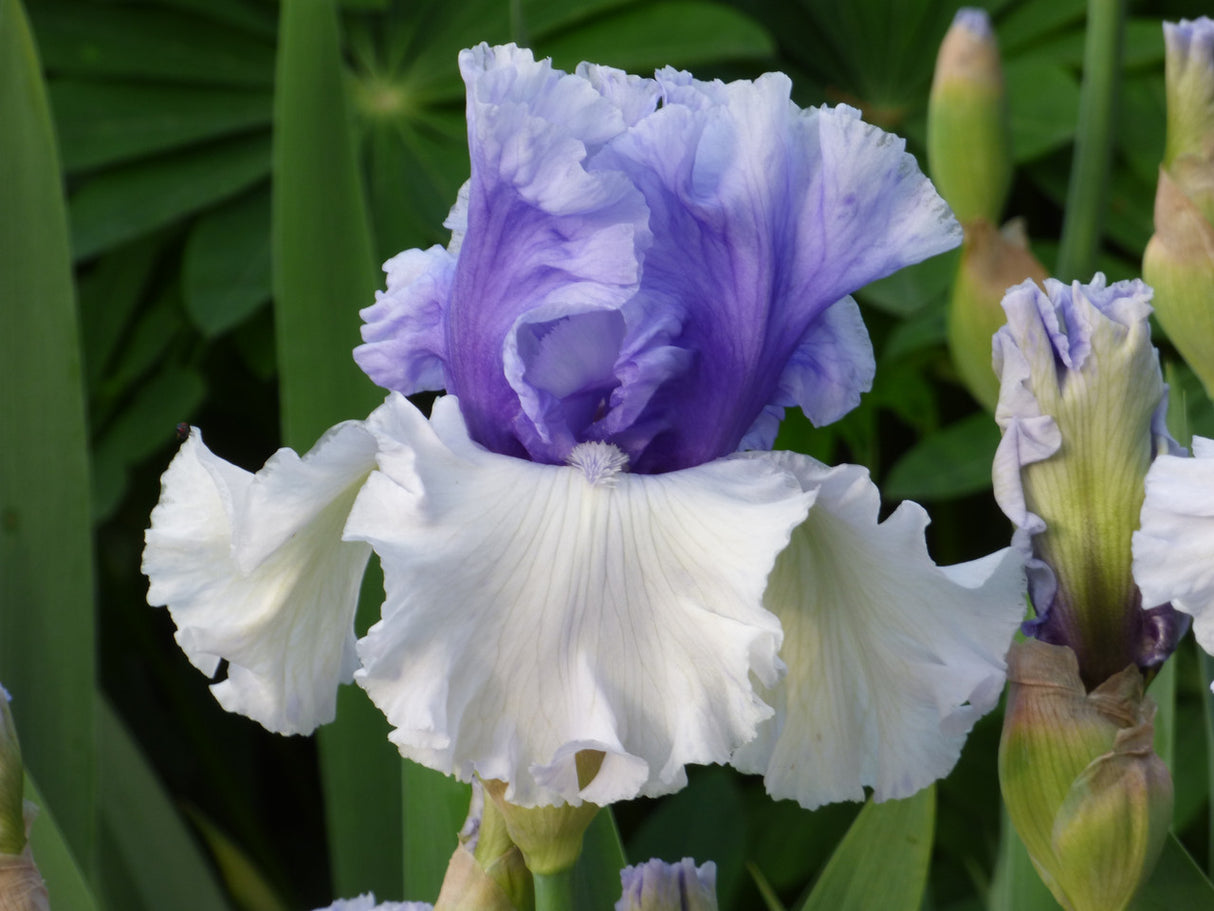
732;452;1025;808
143;421;377;735
1134;436;1214;653
345;394;815;807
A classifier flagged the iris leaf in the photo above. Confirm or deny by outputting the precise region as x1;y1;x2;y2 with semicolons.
795;787;934;911
573;811;628;911
400;761;469;901
24;774;100;911
0;0;96;866
273;0;401;897
95;698;233;911
1128;835;1214;911
989;811;1060;911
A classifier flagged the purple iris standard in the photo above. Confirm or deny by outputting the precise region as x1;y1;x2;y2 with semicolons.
355;44;957;473
144;44;1026;810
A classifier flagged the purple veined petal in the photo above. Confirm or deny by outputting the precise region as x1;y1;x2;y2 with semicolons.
585;77;958;471
142;421;378;735
443;46;654;463
344;394;814;807
360;47;959;473
739;295;875;451
355;246;456;395
731;451;1025;808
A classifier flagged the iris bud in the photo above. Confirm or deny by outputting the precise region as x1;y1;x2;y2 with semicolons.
928;8;1013;224
1143;18;1214;398
616;858;718;911
999;640;1172;911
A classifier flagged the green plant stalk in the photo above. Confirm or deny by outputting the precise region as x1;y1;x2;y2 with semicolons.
1055;0;1125;280
534;867;576;911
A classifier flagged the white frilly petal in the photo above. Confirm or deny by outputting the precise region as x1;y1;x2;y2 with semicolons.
1134;436;1214;654
143;422;377;735
344;394;814;806
731;453;1025;808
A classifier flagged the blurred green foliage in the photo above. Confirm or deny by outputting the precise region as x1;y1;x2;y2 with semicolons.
7;0;1214;908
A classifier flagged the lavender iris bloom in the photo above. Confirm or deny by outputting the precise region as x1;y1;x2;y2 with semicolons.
144;45;1025;809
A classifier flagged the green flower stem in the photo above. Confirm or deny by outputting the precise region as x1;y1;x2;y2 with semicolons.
1056;0;1125;280
533;867;576;911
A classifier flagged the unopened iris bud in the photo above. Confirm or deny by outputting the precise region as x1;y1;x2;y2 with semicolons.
616;858;718;911
992;276;1187;686
1143;18;1214;398
948;219;1048;410
1161;18;1214;218
999;640;1172;911
928;8;1013;225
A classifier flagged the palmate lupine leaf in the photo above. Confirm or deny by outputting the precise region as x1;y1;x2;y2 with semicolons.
0;0;96;869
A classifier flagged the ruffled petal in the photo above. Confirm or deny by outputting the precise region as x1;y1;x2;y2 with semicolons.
445;45;653;463
740;295;875;450
361;47;958;472
344;394;814;806
1134;437;1214;654
355;246;456;395
593;80;958;470
731;452;1025;808
143;423;377;735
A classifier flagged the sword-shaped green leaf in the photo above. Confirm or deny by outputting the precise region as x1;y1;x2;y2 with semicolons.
0;0;96;868
272;0;400;897
796;787;935;911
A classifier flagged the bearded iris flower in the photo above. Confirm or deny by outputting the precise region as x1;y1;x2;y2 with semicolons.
144;44;1025;810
